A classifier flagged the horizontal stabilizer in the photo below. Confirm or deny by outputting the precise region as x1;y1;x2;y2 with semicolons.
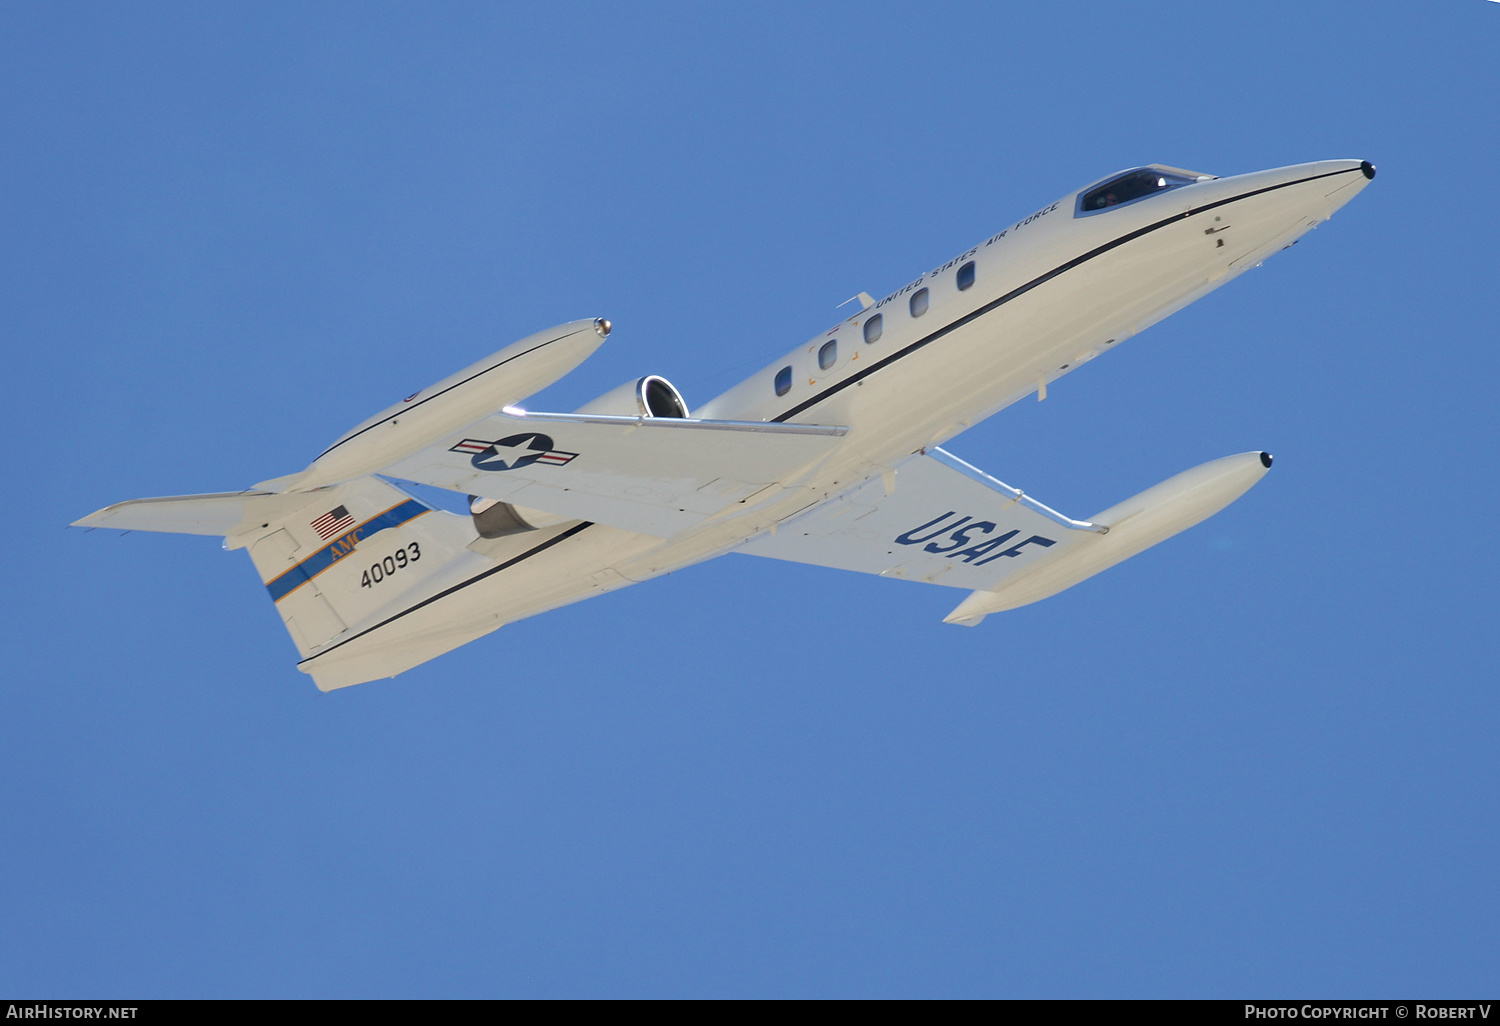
944;451;1272;625
383;408;848;538
73;491;327;538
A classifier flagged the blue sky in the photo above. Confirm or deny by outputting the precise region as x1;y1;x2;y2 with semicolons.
2;1;1496;998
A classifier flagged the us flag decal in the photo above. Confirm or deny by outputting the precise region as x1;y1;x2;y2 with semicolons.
311;505;357;540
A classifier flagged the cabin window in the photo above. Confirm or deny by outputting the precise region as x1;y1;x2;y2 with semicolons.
956;261;975;291
909;287;929;318
818;340;837;370
774;365;792;396
1077;167;1199;215
863;314;883;344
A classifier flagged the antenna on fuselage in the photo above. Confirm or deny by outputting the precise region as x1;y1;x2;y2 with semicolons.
837;292;877;312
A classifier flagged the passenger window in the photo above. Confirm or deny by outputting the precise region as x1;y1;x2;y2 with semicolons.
863;314;883;344
956;261;975;291
909;287;929;317
818;340;837;371
774;366;792;396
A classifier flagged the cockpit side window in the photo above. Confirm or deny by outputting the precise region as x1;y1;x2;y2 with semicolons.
1076;168;1200;216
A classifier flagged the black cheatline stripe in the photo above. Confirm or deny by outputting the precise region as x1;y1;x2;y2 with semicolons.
314;326;591;460
772;166;1359;424
298;520;597;665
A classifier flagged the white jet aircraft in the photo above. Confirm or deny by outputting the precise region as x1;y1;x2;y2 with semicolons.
77;159;1377;690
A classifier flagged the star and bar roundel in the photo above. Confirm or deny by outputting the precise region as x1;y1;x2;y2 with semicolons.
449;432;579;473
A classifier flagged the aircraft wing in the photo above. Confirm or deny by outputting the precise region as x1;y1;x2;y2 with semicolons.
382;408;848;538
734;447;1104;591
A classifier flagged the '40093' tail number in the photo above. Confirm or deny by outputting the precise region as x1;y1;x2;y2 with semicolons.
360;542;421;589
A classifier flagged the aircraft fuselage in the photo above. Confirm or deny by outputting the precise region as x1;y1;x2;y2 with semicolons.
292;160;1373;687
77;158;1376;690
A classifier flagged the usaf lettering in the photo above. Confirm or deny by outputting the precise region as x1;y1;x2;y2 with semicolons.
894;512;1055;565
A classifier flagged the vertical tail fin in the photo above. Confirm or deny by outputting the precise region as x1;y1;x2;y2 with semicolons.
75;477;479;658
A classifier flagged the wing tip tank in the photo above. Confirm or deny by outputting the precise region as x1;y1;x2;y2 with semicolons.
943;450;1273;624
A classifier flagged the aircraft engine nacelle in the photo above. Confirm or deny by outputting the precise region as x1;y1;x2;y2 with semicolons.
285;318;613;491
469;496;573;539
574;375;690;419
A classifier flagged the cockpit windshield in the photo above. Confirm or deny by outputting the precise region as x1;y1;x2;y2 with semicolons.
1077;167;1203;216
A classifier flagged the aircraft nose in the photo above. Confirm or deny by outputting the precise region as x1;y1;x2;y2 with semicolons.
1322;158;1376;214
1196;160;1373;273
1279;159;1376;218
1222;159;1375;213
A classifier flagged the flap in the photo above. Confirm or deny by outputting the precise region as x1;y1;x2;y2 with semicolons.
381;408;848;538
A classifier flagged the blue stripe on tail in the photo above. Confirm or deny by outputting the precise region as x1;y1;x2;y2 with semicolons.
266;499;428;603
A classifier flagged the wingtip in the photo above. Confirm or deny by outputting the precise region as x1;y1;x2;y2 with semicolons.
942;603;988;627
71;506;116;529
